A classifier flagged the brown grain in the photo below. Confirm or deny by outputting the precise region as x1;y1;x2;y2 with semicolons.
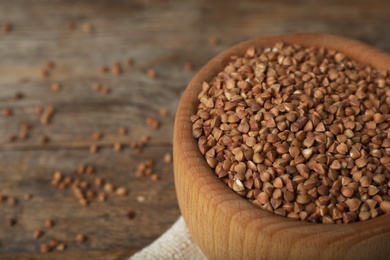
95;177;104;187
40;244;50;253
40;106;55;125
75;234;86;243
150;173;160;181
92;83;102;92
7;197;17;206
113;142;122;152
101;66;109;74
164;153;172;163
8;218;16;227
45;61;55;69
85;165;95;174
44;219;54;228
125;58;134;66
1;22;11;33
184;62;194;71
112;63;122;75
66;21;76;30
116;187;128;197
7;134;16;142
146;118;160;130
82;23;92;33
39;135;49;145
2;108;12;117
101;85;110;94
86;190;96;200
147;69;157;79
209;35;220;46
97;192;107;202
56;243;66;251
79;198;88;207
35;106;43;115
77;165;86;174
104;183;115;193
40;69;50;78
24;193;33;200
127;210;136;219
51;83;61;92
118;127;127;135
34;230;44;240
89;145;98;154
91;132;103;141
49;239;59;247
159;108;169;117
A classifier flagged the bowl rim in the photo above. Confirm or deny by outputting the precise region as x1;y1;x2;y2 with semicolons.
174;32;390;258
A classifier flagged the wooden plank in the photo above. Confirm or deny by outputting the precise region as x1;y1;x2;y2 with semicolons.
0;249;138;260
0;0;390;258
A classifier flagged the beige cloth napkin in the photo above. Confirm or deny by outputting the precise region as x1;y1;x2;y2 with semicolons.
130;216;207;260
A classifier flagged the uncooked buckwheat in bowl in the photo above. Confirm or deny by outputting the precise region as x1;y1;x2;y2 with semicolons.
174;33;390;259
191;41;390;224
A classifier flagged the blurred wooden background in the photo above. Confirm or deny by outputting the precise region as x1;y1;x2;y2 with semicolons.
0;0;390;259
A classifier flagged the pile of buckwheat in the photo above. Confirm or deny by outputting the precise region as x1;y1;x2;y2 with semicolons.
192;42;390;223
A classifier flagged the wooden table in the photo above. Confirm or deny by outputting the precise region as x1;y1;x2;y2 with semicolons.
0;0;390;259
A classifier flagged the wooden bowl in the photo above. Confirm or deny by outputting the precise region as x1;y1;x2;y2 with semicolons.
173;33;390;259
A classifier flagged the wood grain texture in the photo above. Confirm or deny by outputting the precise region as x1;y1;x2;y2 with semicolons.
1;0;390;258
0;249;138;260
174;33;390;259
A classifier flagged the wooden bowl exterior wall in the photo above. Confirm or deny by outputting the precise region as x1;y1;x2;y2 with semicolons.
174;33;390;259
